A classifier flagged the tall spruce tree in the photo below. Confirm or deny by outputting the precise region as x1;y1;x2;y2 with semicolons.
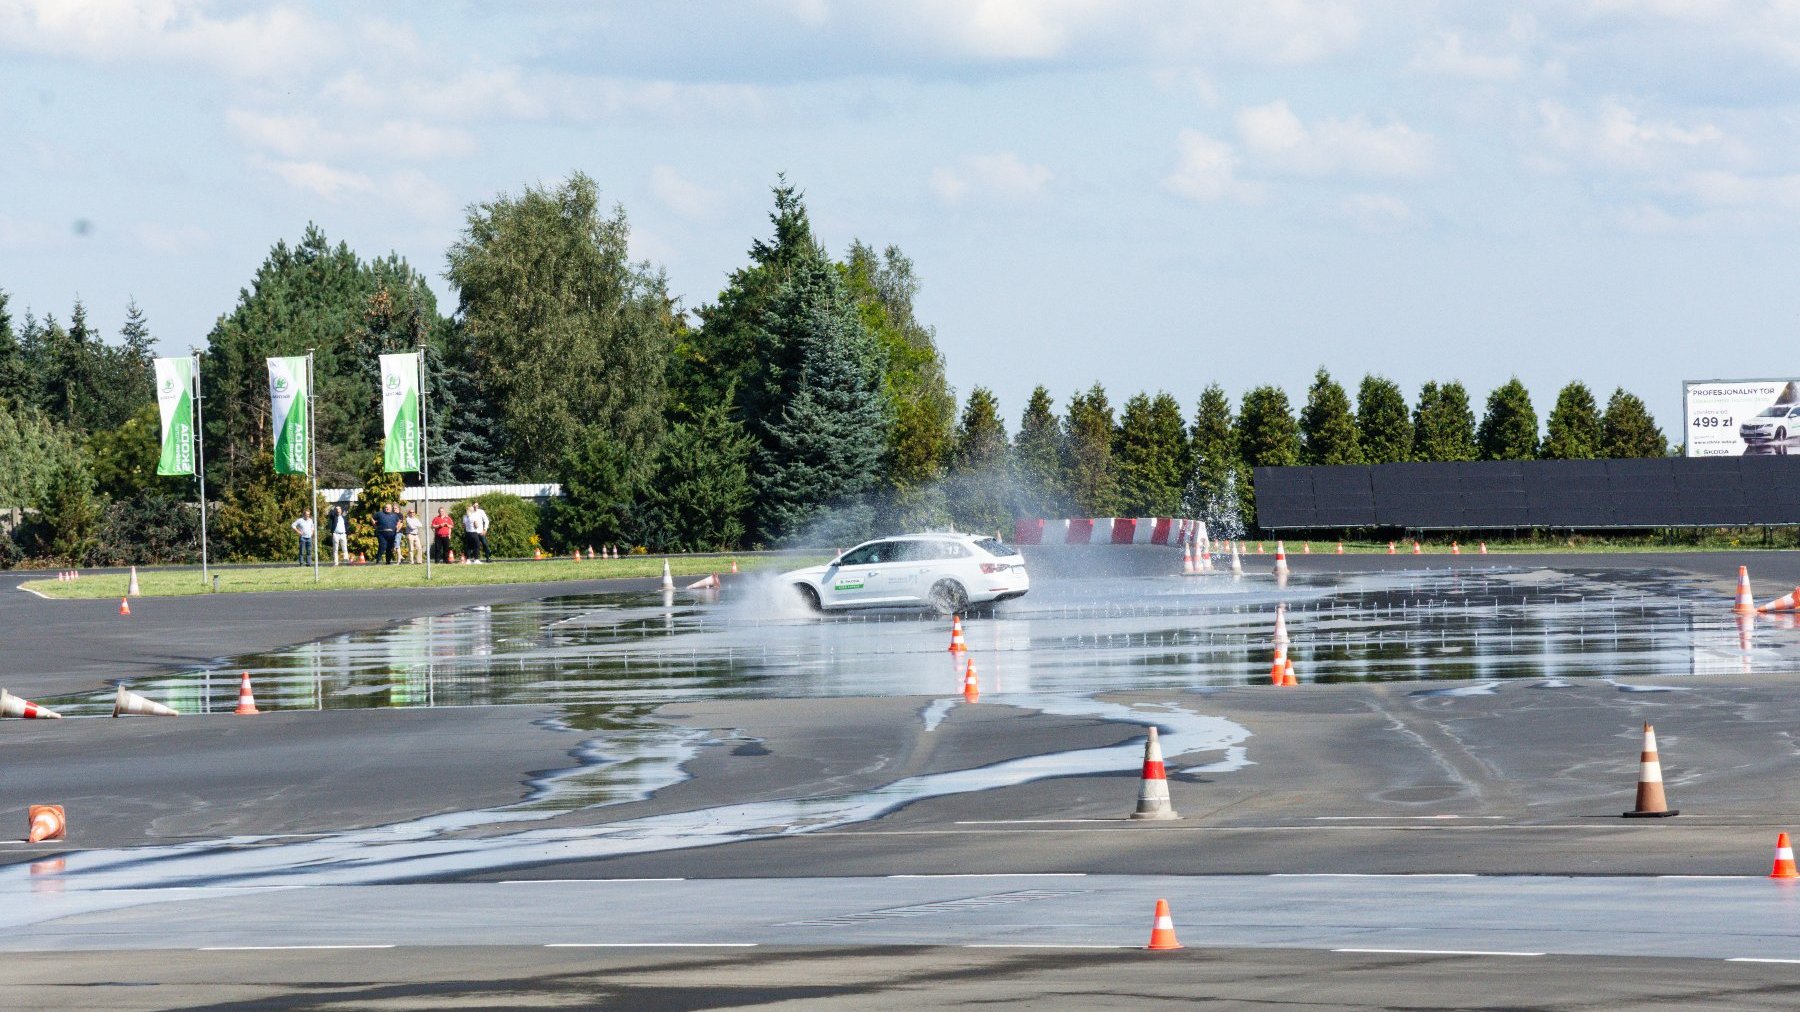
1237;385;1299;530
1012;386;1067;517
1542;381;1603;459
1477;377;1540;460
1412;381;1478;461
752;254;891;541
0;290;26;410
637;401;754;551
1114;391;1187;516
947;386;1010;534
1356;374;1411;463
1601;388;1666;457
1186;383;1243;529
1300;368;1363;465
1064;383;1119;516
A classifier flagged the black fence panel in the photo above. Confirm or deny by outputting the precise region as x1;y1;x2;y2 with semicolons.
1252;458;1800;529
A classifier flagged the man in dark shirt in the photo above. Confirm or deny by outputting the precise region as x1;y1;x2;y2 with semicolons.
374;502;402;565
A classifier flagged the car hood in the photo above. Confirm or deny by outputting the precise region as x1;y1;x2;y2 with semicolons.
782;564;833;583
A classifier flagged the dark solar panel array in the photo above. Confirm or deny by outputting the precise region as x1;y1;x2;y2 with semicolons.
1253;457;1800;529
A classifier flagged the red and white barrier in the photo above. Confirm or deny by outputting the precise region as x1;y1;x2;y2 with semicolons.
1012;518;1206;548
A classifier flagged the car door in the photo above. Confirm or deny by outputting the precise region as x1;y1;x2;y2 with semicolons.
823;542;888;607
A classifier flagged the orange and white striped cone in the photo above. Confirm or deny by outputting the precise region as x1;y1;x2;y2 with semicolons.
1734;566;1757;615
1273;540;1288;575
1272;603;1289;648
1759;586;1800;613
1479;542;1488;555
1773;833;1800;879
1412;540;1422;555
947;615;967;653
118;597;130;617
686;574;719;590
0;689;61;719
1336;541;1344;555
1388;541;1397;555
113;686;178;718
1145;898;1182;950
233;672;259;715
587;546;595;560
571;549;580;562
1256;542;1265;555
1283;656;1298;687
962;659;980;702
1451;542;1461;555
1623;722;1678;818
1302;542;1311;554
731;560;739;574
1229;542;1243;575
1181;538;1197;576
26;805;64;844
1130;726;1179;820
1268;646;1287;685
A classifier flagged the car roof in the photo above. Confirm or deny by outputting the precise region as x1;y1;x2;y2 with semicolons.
866;532;984;542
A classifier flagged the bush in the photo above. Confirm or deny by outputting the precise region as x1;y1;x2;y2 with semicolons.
93;491;200;566
450;492;540;559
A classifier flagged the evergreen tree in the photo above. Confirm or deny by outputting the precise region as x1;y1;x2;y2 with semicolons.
1184;383;1245;530
548;428;639;551
87;404;169;501
349;452;407;560
637;401;754;551
209;451;312;562
1601;388;1666;457
1237;385;1299;529
0;289;27;409
947;387;1010;534
1542;381;1603;459
1477;377;1540;460
1194;463;1246;540
0;402;78;523
1064;383;1119;516
1299;368;1363;465
34;460;101;564
1012;386;1067;517
1356;374;1411;464
1412;381;1477;461
752;256;891;542
1114;391;1187;516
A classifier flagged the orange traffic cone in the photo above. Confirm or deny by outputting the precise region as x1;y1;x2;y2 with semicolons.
1734;566;1757;614
1145;899;1182;951
1302;542;1311;554
1272;603;1289;648
0;689;61;719
357;552;367;565
731;560;739;574
1181;538;1197;576
1283;656;1298;687
1412;540;1422;555
118;597;130;616
1268;646;1286;685
534;547;544;560
1256;542;1265;554
686;574;719;590
571;549;580;561
1759;587;1800;613
947;615;967;653
1388;541;1396;555
1336;541;1344;554
1273;540;1288;574
1623;722;1678;818
26;805;64;844
962;659;980;702
1773;833;1800;879
233;672;259;715
1479;542;1488;555
1451;542;1461;555
1130;726;1179;820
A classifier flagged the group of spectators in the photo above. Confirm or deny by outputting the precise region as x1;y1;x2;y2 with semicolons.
290;500;491;566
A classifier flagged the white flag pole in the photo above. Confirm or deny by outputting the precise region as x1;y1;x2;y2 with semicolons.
193;353;210;589
419;343;432;581
308;348;319;584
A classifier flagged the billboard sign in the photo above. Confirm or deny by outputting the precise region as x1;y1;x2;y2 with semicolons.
1684;379;1800;457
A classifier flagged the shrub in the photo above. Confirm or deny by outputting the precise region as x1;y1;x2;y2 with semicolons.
450;492;540;559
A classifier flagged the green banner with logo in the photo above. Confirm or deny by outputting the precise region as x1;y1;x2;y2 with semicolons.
381;353;421;472
153;357;195;476
266;356;309;475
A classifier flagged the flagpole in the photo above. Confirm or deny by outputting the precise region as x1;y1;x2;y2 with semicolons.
193;353;210;589
307;348;319;584
418;341;432;581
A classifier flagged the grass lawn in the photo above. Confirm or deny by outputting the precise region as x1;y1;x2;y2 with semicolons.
22;554;811;600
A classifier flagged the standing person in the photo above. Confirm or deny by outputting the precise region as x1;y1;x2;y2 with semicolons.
328;505;349;566
291;509;315;566
462;500;490;563
431;506;454;563
405;508;424;564
374;501;402;565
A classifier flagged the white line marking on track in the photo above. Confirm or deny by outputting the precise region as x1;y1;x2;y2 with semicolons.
964;944;1130;949
1271;873;1477;879
1315;816;1503;821
1727;957;1800;964
499;878;684;884
889;873;1088;879
954;820;1117;825
1335;948;1544;957
1659;875;1753;880
540;936;752;943
200;945;395;951
198;936;394;943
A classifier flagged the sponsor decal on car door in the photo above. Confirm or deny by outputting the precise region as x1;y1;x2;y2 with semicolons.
826;544;885;607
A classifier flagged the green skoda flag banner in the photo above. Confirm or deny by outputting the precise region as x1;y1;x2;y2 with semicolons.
381;352;421;472
153;357;195;476
266;356;309;475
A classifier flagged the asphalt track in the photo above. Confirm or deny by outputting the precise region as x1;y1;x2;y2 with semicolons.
8;550;1800;1008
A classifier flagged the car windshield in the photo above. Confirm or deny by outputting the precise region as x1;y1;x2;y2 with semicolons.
1760;406;1789;417
976;537;1019;558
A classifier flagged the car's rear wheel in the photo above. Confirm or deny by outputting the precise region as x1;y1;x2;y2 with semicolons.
1779;427;1788;441
927;579;969;616
794;584;822;612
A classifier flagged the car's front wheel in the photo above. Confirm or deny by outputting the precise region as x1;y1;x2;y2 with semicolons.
927;579;969;616
1779;427;1788;442
794;583;822;612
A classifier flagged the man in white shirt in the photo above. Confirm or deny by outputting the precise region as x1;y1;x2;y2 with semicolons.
291;510;315;566
462;502;490;563
328;506;349;565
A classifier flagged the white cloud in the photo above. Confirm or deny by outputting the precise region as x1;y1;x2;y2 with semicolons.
321;67;549;122
1340;193;1418;232
1237;100;1436;178
227;110;477;162
0;0;332;78
1408;30;1524;80
931;152;1053;204
1163;129;1262;203
1536;99;1738;171
251;157;450;221
132;222;209;255
648;166;723;221
259;158;373;202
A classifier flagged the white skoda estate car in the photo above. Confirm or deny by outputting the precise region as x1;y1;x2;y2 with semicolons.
782;533;1029;615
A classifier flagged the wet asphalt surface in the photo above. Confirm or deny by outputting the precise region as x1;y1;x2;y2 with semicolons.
8;548;1800;1007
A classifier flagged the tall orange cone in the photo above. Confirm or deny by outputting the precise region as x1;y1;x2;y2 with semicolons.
113;686;178;717
0;689;61;719
1622;722;1678;818
1145;899;1182;950
118;597;130;616
1273;540;1288;575
947;615;967;653
1773;833;1799;879
1130;726;1179;820
1734;566;1757;615
1268;645;1287;685
233;672;260;715
26;805;64;844
1759;587;1800;613
961;658;980;702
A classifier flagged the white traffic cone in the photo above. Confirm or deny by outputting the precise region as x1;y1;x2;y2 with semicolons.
1129;726;1179;820
660;560;675;591
0;689;61;719
112;686;178;717
127;566;141;597
1229;541;1243;574
1272;603;1289;649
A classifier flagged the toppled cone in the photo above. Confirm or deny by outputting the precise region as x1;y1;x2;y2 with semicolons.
1760;587;1800;613
1622;722;1678;818
234;671;260;715
1145;898;1182;950
113;685;179;717
686;574;720;590
1773;833;1799;879
1130;726;1179;820
0;688;61;719
27;805;64;844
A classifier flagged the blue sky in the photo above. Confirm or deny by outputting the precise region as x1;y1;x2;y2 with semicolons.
6;1;1800;439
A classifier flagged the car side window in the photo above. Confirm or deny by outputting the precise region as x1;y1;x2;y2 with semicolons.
839;544;883;566
889;541;933;562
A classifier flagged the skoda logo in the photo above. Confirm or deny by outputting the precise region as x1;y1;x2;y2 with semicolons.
273;378;288;393
387;375;400;390
161;378;175;394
